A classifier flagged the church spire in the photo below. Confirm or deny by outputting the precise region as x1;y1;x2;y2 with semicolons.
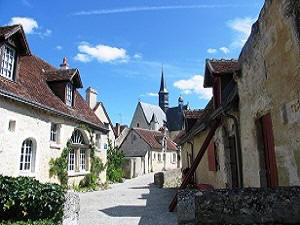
159;64;168;93
158;64;169;113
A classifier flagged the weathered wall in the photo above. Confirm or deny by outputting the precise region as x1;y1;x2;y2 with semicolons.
130;103;150;129
151;150;178;172
123;156;145;179
238;0;300;186
177;187;300;225
120;130;150;157
0;97;107;184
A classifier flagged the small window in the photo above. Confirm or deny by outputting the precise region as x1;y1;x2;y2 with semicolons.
50;123;57;142
158;154;161;162
96;133;101;148
8;120;16;132
172;153;177;163
79;149;86;171
137;123;139;127
163;153;166;161
20;139;35;172
68;149;75;171
153;153;156;160
66;83;73;106
0;44;16;81
104;122;109;129
104;143;108;149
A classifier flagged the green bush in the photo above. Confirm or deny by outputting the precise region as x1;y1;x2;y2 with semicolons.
0;176;66;223
107;142;125;183
0;220;55;225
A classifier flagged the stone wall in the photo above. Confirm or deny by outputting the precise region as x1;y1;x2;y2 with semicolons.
177;187;300;225
154;168;181;188
63;191;80;225
238;0;300;186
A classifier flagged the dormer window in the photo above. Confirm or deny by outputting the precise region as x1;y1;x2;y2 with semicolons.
0;44;16;81
66;83;73;106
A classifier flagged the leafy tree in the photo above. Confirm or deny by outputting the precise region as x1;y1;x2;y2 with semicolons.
106;141;125;182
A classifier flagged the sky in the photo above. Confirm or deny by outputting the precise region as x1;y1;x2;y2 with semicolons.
0;0;264;126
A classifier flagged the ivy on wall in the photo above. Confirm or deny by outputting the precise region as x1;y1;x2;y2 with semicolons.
49;124;105;189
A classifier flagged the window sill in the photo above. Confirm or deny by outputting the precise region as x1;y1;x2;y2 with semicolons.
50;143;61;149
68;171;90;177
19;172;35;178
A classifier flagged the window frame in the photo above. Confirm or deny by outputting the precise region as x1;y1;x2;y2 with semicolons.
65;82;73;107
19;139;36;174
50;123;57;142
0;44;16;81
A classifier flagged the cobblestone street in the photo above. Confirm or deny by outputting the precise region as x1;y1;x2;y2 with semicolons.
79;173;177;225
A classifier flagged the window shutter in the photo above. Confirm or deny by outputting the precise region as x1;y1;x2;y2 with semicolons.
208;141;217;171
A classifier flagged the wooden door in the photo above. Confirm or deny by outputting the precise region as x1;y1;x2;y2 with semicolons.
229;136;239;188
261;113;278;187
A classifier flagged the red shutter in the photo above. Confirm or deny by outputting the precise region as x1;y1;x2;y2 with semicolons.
208;141;217;171
261;113;278;187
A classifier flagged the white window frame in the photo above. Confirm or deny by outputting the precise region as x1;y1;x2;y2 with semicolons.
66;83;73;106
50;123;57;142
172;153;177;163
79;149;86;171
0;44;16;81
20;139;35;173
68;149;75;171
158;154;161;162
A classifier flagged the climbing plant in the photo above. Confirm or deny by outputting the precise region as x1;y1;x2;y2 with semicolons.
49;140;72;187
49;124;105;189
106;141;125;183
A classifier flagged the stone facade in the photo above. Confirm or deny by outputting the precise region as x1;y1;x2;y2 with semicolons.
177;187;300;225
238;0;300;187
0;97;108;185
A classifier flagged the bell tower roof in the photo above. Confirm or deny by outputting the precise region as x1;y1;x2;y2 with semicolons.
159;65;168;93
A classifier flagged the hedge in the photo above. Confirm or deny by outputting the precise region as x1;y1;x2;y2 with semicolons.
0;220;55;225
0;176;66;223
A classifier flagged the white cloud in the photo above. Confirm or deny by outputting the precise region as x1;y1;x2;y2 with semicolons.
74;42;128;63
74;53;92;63
227;17;256;48
43;29;52;37
147;92;158;97
133;53;142;59
207;48;217;54
174;75;212;100
219;47;230;54
8;17;38;34
56;45;62;50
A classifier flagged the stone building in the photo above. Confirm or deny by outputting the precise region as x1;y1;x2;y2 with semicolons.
237;0;300;187
120;127;179;178
0;25;109;185
178;59;240;189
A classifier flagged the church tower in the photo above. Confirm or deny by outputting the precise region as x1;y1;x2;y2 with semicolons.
158;65;169;113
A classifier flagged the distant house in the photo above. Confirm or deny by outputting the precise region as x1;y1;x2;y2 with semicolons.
120;127;179;178
130;68;188;136
0;25;109;184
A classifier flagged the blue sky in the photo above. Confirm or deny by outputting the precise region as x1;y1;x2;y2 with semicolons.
1;0;264;125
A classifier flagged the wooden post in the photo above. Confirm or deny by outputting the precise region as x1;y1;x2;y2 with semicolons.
168;120;220;212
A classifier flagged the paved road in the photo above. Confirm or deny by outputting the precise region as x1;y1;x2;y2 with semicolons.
79;173;177;225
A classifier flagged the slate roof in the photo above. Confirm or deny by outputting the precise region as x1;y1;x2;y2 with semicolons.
133;128;178;151
139;102;166;127
166;104;188;131
204;59;240;87
0;25;106;131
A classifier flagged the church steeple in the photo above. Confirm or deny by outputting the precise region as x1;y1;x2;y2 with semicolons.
158;65;169;113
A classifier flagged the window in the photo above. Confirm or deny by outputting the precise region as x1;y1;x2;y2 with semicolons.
104;122;109;129
50;123;57;142
137;123;139;127
68;149;75;171
104;143;108;149
79;149;86;171
0;44;16;80
153;153;156;161
163;153;166;161
8;120;16;132
20;139;35;172
66;83;73;106
172;153;177;163
71;129;85;144
158;154;161;162
96;133;101;148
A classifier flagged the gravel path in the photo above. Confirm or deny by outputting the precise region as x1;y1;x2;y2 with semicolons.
79;173;177;225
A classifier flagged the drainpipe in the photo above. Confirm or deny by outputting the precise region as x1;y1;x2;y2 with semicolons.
221;109;243;188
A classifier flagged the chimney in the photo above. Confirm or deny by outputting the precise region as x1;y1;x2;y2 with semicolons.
60;57;69;70
115;123;121;137
86;87;98;109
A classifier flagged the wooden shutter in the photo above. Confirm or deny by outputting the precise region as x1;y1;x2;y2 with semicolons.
261;113;278;187
208;141;217;171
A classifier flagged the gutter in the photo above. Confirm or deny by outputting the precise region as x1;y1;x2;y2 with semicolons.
0;89;109;133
